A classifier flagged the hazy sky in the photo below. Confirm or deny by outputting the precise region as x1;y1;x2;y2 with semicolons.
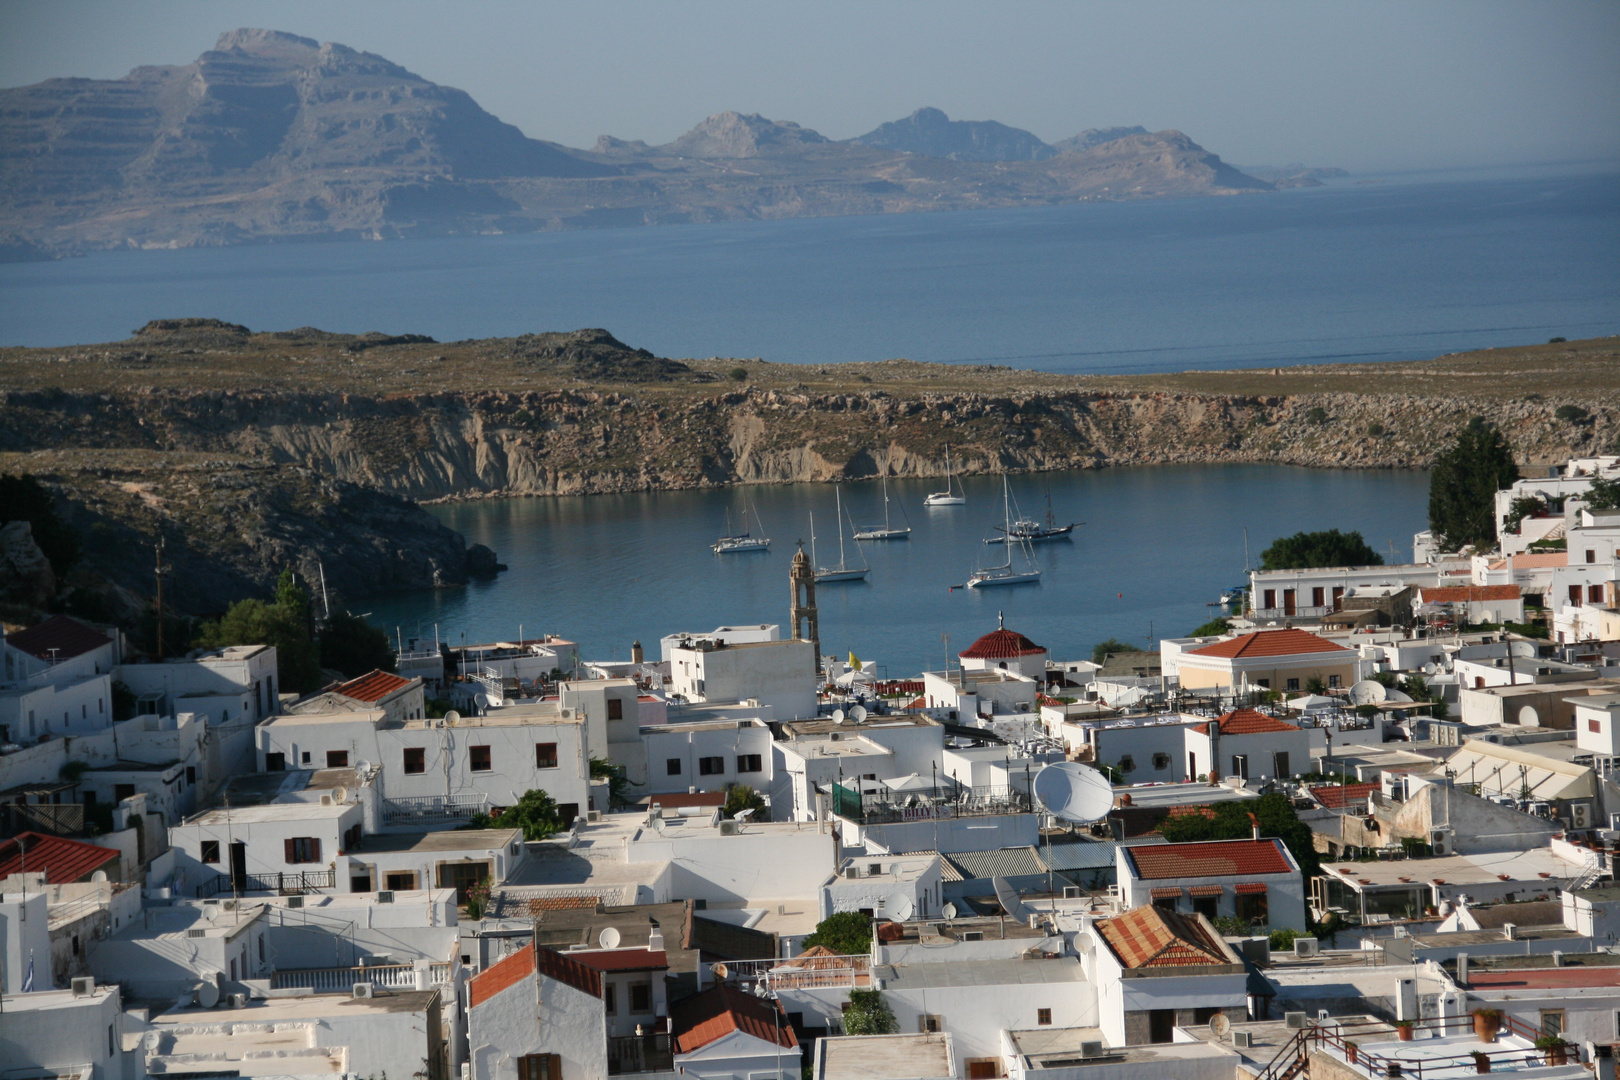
3;0;1617;171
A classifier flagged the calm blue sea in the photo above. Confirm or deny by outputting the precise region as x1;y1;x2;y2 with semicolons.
0;163;1615;370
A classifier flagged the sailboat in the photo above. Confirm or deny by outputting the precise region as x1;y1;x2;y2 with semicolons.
811;490;869;583
852;475;912;540
712;498;771;553
992;486;1081;543
966;477;1041;588
924;448;967;507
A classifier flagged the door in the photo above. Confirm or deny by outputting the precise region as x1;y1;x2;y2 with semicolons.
1273;751;1290;778
1188;752;1198;781
438;861;490;904
1283;590;1297;616
229;840;248;892
1149;1009;1177;1044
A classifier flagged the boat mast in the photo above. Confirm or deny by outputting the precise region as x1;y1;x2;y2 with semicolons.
836;488;848;569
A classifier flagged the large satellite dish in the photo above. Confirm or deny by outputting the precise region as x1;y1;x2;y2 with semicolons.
444;710;461;724
1384;690;1413;704
851;705;868;723
1210;1014;1232;1040
1348;680;1387;706
473;693;489;711
332;786;349;804
888;893;915;921
197;981;220;1008
832;709;845;724
599;927;622;949
941;902;958;921
1033;762;1114;823
1508;640;1537;659
91;869;108;882
993;877;1033;922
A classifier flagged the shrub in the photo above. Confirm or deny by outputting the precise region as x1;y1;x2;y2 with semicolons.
1554;404;1588;423
843;989;898;1035
804;911;874;955
1366;423;1385;437
722;783;766;820
1305;407;1329;424
729;367;749;381
1091;638;1135;665
1548;336;1566;343
1259;529;1382;570
1269;928;1299;950
1189;618;1230;637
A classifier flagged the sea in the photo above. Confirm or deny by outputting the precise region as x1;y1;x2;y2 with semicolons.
1;162;1614;673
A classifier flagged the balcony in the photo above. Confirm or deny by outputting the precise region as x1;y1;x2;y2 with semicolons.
718;954;872;994
382;792;490;827
1308;1015;1585;1080
831;781;1032;826
608;1033;675;1076
195;869;335;898
1250;605;1335;621
271;961;453;994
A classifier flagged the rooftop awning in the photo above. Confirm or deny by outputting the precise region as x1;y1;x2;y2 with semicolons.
1150;887;1182;899
1189;885;1224;898
1235;882;1269;895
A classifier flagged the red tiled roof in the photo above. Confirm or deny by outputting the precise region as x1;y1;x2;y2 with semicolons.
1097;906;1230;969
1125;838;1295;880
332;669;413;703
534;945;603;999
1234;882;1270;895
468;944;536;1007
522;896;597;915
572;948;669;973
1466;969;1620;989
1309;783;1379;809
1417;585;1522;602
1199;708;1299;736
672;983;798;1054
1188;884;1224;898
1188;629;1349;659
4;615;111;662
0;832;120;883
960;626;1045;660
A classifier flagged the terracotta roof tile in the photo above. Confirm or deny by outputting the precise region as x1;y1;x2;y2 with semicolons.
1188;629;1349;660
1125;838;1295;880
1097;906;1230;968
332;669;413;703
1198;708;1300;736
533;944;604;998
4;615;111;662
1418;585;1522;602
1309;783;1379;809
0;833;120;883
960;626;1045;660
672;984;797;1054
467;942;536;1007
572;948;668;973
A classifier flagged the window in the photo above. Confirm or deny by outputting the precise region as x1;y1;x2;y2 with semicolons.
186;766;196;785
1286;678;1300;692
259;936;265;962
666;758;682;776
403;747;425;774
1153;753;1171;770
517;1054;561;1080
605;983;617;1014
284;837;322;863
1592;719;1604;734
1570;584;1583;606
301;751;311;764
1312;587;1325;607
607;698;624;721
1256;679;1271;689
109;1023;117;1057
737;754;762;773
698;756;724;776
536;742;559;769
1191;893;1219;919
265;752;286;772
326;750;349;768
1591;584;1604;603
1540;1010;1565;1038
1235;889;1269;924
1119;755;1135;773
1037;1008;1052;1026
630;982;652;1012
868;863;884;877
1329;675;1342;688
469;745;491;772
201;840;220;864
1588;549;1598;564
919;1014;944;1033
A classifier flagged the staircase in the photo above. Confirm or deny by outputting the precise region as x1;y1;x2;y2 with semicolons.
1257;1028;1312;1080
1568;851;1605;893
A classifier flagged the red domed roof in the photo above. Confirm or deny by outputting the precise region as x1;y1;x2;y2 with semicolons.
959;616;1045;660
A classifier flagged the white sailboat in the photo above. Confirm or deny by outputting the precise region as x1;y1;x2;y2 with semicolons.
812;489;869;583
852;475;911;540
924;448;967;507
966;477;1041;588
712;498;771;553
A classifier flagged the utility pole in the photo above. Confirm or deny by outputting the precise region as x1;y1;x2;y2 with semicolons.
154;538;170;658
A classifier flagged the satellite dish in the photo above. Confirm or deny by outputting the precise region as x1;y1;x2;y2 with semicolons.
1348;680;1387;706
992;877;1033;922
1421;663;1439;676
197;981;220;1008
711;962;729;981
734;808;756;823
332;786;349;804
444;710;461;724
1509;640;1537;658
1384;690;1413;704
832;709;845;724
474;693;489;711
851;705;868;723
176;989;195;1009
91;870;108;882
1210;1014;1232;1040
355;760;372;775
599;927;622;949
941;902;958;921
1033;762;1114;823
889;893;915;921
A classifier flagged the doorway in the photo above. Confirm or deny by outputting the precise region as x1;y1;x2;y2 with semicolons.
438;861;490;904
1149;1009;1176;1044
229;841;248;892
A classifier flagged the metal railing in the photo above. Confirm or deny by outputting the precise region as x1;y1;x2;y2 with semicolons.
719;954;871;993
608;1034;674;1076
46;892;107;928
1306;1013;1573;1080
195;869;336;898
832;782;1032;826
382;793;490;826
1249;606;1335;620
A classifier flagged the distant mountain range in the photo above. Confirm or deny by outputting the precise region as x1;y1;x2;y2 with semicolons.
0;29;1280;258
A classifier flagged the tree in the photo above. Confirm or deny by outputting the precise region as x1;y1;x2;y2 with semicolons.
1091;638;1135;665
1155;792;1320;882
1584;475;1620;512
0;473;80;577
842;989;898;1035
1259;529;1382;570
803;911;874;955
319;611;396;678
194;588;321;693
591;758;637;808
1428;417;1519;550
1190;618;1230;637
723;783;766;820
1503;495;1547;534
489;788;564;840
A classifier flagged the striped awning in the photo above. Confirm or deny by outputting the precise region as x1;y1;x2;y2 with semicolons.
1189;885;1224;897
1234;882;1269;895
1150;887;1182;900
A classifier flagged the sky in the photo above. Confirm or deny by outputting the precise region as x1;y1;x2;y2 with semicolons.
2;1;1618;172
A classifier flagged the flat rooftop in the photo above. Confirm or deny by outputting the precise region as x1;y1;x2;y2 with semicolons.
188;801;353;825
1010;1027;1237;1069
819;1033;954;1080
875;955;1081;990
1112;782;1261;808
1320;848;1586;890
884;915;1052;945
782;715;938;736
350;828;519;854
156;988;440;1023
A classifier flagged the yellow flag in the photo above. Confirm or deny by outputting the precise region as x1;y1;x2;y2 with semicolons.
848;651;862;672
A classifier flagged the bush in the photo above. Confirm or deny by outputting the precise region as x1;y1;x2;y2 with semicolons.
1305;407;1329;425
1091;638;1135;665
1554;404;1589;423
803;911;874;955
195;570;320;692
723;783;766;820
1189;618;1230;637
461;788;565;840
1259;529;1382;570
1548;336;1566;343
843;989;898;1035
1366;423;1385;437
1269;928;1299;950
729;367;749;381
318;611;396;678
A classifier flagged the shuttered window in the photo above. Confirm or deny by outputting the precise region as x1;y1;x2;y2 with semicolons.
517;1053;561;1080
284;837;321;863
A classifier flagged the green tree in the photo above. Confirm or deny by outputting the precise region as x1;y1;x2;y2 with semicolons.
1584;475;1620;512
1503;495;1547;534
842;989;898;1035
803;911;874;955
195;587;321;693
1091;638;1135;665
1259;529;1383;570
487;788;564;840
591;758;638;809
1190;617;1231;637
1428;418;1519;550
1155;792;1320;882
0;473;80;577
723;783;767;820
319;611;396;678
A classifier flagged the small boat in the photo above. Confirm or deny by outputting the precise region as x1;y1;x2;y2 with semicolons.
812;491;869;583
992;490;1082;543
967;478;1041;588
924;448;967;507
712;500;771;554
852;475;911;541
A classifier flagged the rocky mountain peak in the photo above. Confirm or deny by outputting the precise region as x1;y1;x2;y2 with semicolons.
212;28;321;53
1051;126;1152;153
848;107;1055;162
663;111;830;158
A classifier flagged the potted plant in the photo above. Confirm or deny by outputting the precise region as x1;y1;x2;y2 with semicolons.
1345;1042;1360;1065
1395;1020;1415;1042
1470;1051;1491;1074
1535;1036;1571;1066
1473;1009;1502;1044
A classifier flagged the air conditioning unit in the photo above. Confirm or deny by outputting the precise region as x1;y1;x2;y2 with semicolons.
1285;1011;1311;1029
352;982;375;999
1233;1031;1254;1049
1572;803;1592;829
228;992;247;1008
718;819;739;836
377;890;395;904
1430;829;1452;856
1079;1041;1104;1058
187;928;208;939
70;977;94;997
1062;886;1083;899
221;900;237;912
587;810;601;822
320;794;333;805
1294;938;1320;958
844;865;862;878
287;895;304;909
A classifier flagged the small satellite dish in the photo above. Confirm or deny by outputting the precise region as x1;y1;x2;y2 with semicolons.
889;893;915;921
734;808;756;823
711;962;729;981
1210;1013;1232;1040
1348;680;1387;706
197;981;220;1009
993;877;1033;922
332;786;349;804
941;902;958;921
354;761;372;775
1033;762;1114;823
1421;663;1439;676
851;705;868;723
444;710;461;724
91;869;109;882
474;693;489;711
832;709;845;724
599;927;622;949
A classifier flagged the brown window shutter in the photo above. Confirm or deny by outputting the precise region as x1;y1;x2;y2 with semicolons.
311;838;321;862
517;1056;529;1080
284;838;296;863
548;1054;562;1080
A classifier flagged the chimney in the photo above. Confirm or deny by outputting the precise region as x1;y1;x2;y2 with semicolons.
1248;812;1260;841
648;928;665;952
631;640;644;664
1456;952;1469;985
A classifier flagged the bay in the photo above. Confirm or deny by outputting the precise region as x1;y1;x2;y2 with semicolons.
365;466;1431;678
